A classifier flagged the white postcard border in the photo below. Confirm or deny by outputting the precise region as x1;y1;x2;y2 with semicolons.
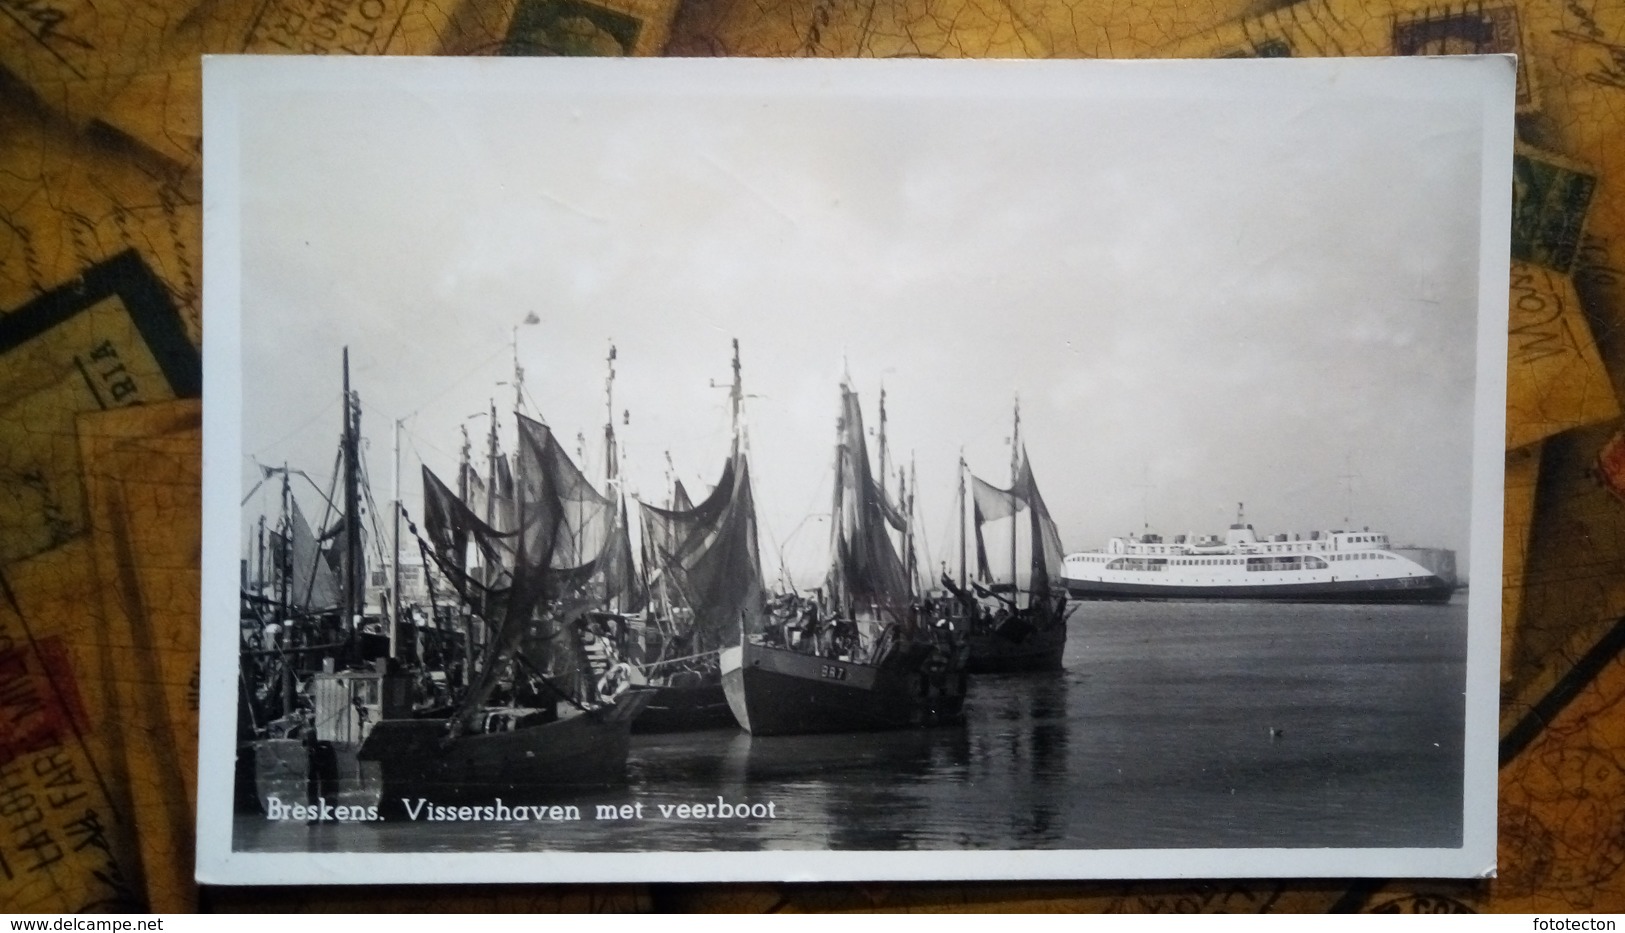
197;54;1513;885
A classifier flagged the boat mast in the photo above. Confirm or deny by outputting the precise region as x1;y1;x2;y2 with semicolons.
1010;393;1020;604
828;394;848;617
604;344;618;484
905;455;917;598
898;460;908;598
279;461;293;713
729;338;743;454
484;397;498;632
458;425;471;501
512;326;526;416
457;423;473;684
341;348;362;634
604;343;619;613
957;452;966;589
877;386;888;500
485;398;499;527
877;385;898;605
728;339;744;641
390;418;402;660
255;515;267;598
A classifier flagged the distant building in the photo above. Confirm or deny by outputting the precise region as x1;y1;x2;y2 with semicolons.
1391;547;1459;588
367;561;431;609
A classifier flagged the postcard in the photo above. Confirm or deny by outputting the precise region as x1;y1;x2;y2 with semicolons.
198;55;1512;883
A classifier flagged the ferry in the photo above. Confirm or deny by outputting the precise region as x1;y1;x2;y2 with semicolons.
1062;506;1455;604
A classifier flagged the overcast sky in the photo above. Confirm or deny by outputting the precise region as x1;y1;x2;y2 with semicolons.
228;58;1497;587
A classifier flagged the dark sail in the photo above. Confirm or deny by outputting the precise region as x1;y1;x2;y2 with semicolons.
969;447;1064;597
828;385;911;622
600;500;646;613
424;412;640;622
421;465;514;599
414;416;599;723
876;486;907;532
526;434;607;573
1018;455;1064;596
462;462;487;519
641;455;764;652
973;501;993;583
456;416;599;721
492;455;516;532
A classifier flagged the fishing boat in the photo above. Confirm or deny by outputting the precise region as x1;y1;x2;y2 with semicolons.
236;348;385;814
634;343;764;731
1061;504;1454;604
943;398;1071;674
720;382;968;736
356;412;651;801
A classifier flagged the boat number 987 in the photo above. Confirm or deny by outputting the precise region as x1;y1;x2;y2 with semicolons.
819;664;848;681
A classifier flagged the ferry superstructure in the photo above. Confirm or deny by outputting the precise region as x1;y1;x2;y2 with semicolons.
1061;508;1454;604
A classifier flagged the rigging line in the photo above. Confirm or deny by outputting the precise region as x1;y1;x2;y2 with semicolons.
290;468;341;516
248;395;342;460
521;385;549;423
639;647;721;670
760;518;789;593
936;476;958;581
516;383;549;422
917;514;935;592
355;439;385;547
352;395;417;426
357;444;390;568
313;447;343;540
289;447;343;612
765;443;838;559
400;342;514;419
401;424;462;475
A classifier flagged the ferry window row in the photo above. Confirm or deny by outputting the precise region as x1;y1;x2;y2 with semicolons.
1093;551;1394;569
1104;558;1167;572
1248;557;1320;572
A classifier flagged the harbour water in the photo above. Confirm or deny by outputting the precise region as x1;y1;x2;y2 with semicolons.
237;595;1467;853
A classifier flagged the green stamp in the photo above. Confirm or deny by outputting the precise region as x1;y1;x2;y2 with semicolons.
1511;153;1596;273
502;0;642;56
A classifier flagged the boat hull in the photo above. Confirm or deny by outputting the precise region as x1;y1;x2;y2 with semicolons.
631;681;736;733
966;622;1066;673
356;690;652;801
1063;574;1455;604
720;642;966;736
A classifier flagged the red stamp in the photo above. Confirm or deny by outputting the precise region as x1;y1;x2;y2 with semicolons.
1598;430;1625;503
0;636;86;770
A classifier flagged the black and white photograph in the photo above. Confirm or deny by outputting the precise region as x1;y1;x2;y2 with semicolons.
197;55;1511;883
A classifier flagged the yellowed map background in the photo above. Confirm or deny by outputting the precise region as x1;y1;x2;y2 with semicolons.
3;0;1624;913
